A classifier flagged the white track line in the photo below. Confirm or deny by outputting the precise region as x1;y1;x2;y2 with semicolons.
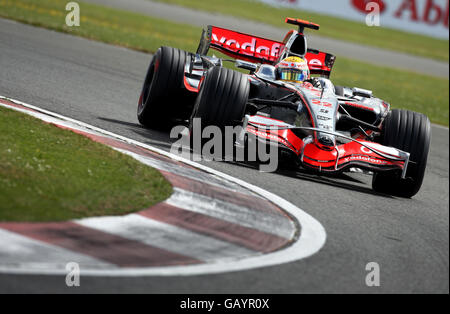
0;96;327;276
76;214;255;262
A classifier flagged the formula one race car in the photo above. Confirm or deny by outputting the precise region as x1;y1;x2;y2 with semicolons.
137;18;431;198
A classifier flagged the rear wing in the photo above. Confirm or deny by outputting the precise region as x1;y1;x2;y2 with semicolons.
197;25;336;77
197;25;283;64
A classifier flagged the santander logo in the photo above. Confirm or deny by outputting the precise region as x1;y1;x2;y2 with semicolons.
308;59;323;69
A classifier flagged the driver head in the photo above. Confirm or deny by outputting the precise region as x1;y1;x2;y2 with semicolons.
275;56;310;84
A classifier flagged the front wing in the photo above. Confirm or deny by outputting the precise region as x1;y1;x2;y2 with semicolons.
245;116;410;177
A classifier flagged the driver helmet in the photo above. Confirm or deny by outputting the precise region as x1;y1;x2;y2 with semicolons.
275;56;310;83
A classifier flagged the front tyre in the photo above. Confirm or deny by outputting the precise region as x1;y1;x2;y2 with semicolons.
137;47;196;129
189;67;250;158
190;66;249;129
372;109;431;198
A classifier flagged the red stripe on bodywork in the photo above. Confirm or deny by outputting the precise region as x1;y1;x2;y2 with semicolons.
0;222;200;267
139;203;290;253
184;76;200;93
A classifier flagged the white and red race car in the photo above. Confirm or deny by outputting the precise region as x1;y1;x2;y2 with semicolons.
137;18;431;198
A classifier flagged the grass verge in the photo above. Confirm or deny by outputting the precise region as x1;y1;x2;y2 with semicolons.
0;0;202;53
0;105;172;222
333;59;449;126
0;0;448;125
153;0;449;62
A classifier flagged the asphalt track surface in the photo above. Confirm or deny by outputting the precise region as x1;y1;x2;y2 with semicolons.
84;0;449;79
0;19;448;293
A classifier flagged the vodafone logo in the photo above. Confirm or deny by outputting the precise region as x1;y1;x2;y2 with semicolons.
211;31;282;61
343;155;389;165
352;0;387;13
361;146;373;154
308;59;323;69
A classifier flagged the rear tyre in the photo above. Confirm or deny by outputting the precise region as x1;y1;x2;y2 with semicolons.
189;67;250;158
372;109;431;198
137;47;196;129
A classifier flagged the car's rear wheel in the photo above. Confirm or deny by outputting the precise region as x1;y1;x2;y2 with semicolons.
137;46;196;129
189;66;250;156
372;109;431;198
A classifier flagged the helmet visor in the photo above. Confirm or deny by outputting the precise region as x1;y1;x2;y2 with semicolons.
278;69;307;82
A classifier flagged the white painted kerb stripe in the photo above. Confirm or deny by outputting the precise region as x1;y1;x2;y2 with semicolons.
0;229;117;271
166;188;295;239
76;214;255;262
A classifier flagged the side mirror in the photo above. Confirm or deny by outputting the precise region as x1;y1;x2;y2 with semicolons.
235;59;258;72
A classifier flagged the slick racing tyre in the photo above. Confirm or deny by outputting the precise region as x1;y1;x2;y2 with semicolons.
137;46;196;129
372;109;431;198
189;66;250;157
190;66;249;129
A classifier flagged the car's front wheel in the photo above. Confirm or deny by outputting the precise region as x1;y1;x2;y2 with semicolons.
372;109;431;198
190;66;249;129
189;66;250;157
